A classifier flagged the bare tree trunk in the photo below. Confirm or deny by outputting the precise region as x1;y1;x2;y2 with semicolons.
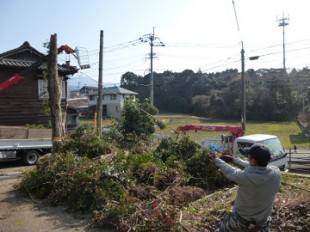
48;33;63;153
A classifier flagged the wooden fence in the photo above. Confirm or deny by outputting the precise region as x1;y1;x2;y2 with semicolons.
287;149;310;174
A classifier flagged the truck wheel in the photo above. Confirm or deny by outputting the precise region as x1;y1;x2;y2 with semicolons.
280;164;287;171
22;150;39;165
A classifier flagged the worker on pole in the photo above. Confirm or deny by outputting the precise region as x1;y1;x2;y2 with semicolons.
211;144;281;231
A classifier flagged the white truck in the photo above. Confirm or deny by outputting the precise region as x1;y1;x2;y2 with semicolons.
233;134;288;171
0;127;52;165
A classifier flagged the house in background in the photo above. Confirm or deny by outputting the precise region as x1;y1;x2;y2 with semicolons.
0;41;79;131
79;85;97;97
67;98;89;117
87;86;138;117
69;85;97;98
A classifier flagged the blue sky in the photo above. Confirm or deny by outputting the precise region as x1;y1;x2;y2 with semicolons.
1;0;310;87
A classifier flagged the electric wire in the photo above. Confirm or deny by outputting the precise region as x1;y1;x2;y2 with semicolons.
246;38;310;55
231;0;241;33
163;42;240;49
75;35;310;82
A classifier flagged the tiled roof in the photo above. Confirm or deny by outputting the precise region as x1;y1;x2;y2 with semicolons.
0;41;78;75
0;41;44;58
0;58;33;68
88;86;138;96
0;58;77;74
80;86;98;90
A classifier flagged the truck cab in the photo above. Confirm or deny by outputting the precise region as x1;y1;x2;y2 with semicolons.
233;134;287;170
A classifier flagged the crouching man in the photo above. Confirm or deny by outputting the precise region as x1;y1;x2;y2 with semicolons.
212;143;281;232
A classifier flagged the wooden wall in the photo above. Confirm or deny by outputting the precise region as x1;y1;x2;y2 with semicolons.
0;67;66;126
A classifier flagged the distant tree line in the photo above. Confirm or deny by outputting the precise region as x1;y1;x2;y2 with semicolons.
120;67;310;121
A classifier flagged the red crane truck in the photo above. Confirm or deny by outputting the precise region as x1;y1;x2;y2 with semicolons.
176;124;288;170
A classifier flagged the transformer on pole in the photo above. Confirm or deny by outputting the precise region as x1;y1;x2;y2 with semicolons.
139;27;165;105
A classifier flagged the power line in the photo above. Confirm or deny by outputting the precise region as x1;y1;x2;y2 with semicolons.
247;46;310;60
247;38;310;55
231;0;241;33
164;42;239;49
80;44;310;81
75;34;310;83
201;58;240;72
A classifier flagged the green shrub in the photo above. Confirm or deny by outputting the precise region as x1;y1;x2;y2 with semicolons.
117;98;159;138
155;137;198;161
19;153;79;200
155;137;232;191
66;165;125;212
18;169;51;199
62;125;112;159
125;152;158;185
19;152;127;212
186;150;232;190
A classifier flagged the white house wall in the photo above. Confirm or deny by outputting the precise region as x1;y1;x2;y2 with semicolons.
107;103;120;116
88;94;136;116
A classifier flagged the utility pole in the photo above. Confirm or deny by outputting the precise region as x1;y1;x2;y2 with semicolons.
150;28;154;105
139;27;165;105
241;42;246;132
97;30;104;136
278;15;289;72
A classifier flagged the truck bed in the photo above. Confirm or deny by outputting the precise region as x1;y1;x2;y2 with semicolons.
0;138;52;150
0;126;52;139
0;127;52;164
0;126;52;150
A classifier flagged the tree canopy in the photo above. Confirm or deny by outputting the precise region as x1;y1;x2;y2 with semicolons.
116;97;163;139
121;68;309;121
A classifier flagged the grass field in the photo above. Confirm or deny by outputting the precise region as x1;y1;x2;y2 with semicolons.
80;115;310;150
155;115;310;150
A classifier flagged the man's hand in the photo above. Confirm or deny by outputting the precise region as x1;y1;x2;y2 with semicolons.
211;152;218;159
220;155;235;163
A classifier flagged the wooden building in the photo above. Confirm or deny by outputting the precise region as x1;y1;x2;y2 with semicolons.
0;41;78;128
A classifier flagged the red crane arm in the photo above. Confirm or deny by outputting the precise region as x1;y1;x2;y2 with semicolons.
0;56;46;93
0;74;24;92
177;124;244;137
57;45;76;54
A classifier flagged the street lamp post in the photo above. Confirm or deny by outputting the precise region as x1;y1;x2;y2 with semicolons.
244;54;262;133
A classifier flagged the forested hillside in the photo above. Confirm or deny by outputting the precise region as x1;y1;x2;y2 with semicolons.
121;68;310;121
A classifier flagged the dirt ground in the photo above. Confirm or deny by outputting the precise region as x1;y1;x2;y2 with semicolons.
0;162;114;232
